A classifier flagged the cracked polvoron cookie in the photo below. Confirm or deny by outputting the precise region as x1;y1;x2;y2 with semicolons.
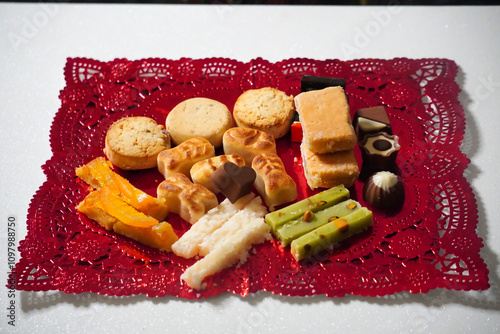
233;87;295;139
165;97;233;148
104;116;171;170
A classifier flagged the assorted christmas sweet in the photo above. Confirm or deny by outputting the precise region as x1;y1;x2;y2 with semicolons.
76;77;405;290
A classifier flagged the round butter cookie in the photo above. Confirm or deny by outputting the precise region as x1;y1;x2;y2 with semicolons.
104;116;170;170
233;87;295;139
165;97;233;148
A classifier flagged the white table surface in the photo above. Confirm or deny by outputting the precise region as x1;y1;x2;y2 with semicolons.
1;3;500;333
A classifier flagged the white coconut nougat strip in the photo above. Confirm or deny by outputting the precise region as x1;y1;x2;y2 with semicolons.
197;196;267;256
181;216;271;290
171;194;255;259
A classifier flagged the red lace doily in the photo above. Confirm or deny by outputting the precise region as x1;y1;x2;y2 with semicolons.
14;57;489;298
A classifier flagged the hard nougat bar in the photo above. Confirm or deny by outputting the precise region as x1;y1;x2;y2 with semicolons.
290;207;373;261
276;200;361;246
265;185;350;234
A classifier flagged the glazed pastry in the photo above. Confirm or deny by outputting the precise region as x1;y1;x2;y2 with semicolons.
252;153;297;209
76;157;168;221
222;127;276;166
157;173;218;225
190;154;246;193
77;190;177;252
157;137;215;179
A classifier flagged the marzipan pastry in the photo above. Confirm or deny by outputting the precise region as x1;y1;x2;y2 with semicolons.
157;137;215;179
222;127;276;166
252;152;297;209
157;172;218;224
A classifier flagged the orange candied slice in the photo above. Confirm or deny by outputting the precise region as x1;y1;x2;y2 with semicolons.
113;221;178;252
75;157;115;189
77;191;118;231
76;157;168;221
78;190;177;252
98;186;158;228
112;173;168;221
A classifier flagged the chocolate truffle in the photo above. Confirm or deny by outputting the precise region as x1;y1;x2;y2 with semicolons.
363;171;405;210
360;132;400;173
353;106;392;140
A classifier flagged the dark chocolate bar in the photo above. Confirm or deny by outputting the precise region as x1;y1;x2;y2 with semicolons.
300;75;346;92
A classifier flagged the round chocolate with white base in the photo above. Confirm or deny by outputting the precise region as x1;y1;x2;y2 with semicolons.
363;171;405;210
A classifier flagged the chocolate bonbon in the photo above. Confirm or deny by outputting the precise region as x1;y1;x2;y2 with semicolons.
360;132;400;173
353;106;392;140
363;171;405;210
290;207;373;261
211;162;256;203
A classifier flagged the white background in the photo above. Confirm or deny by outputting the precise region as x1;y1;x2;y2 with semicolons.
1;3;500;333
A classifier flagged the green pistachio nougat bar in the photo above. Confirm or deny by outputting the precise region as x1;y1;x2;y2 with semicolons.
276;200;361;246
265;185;350;234
290;207;373;261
